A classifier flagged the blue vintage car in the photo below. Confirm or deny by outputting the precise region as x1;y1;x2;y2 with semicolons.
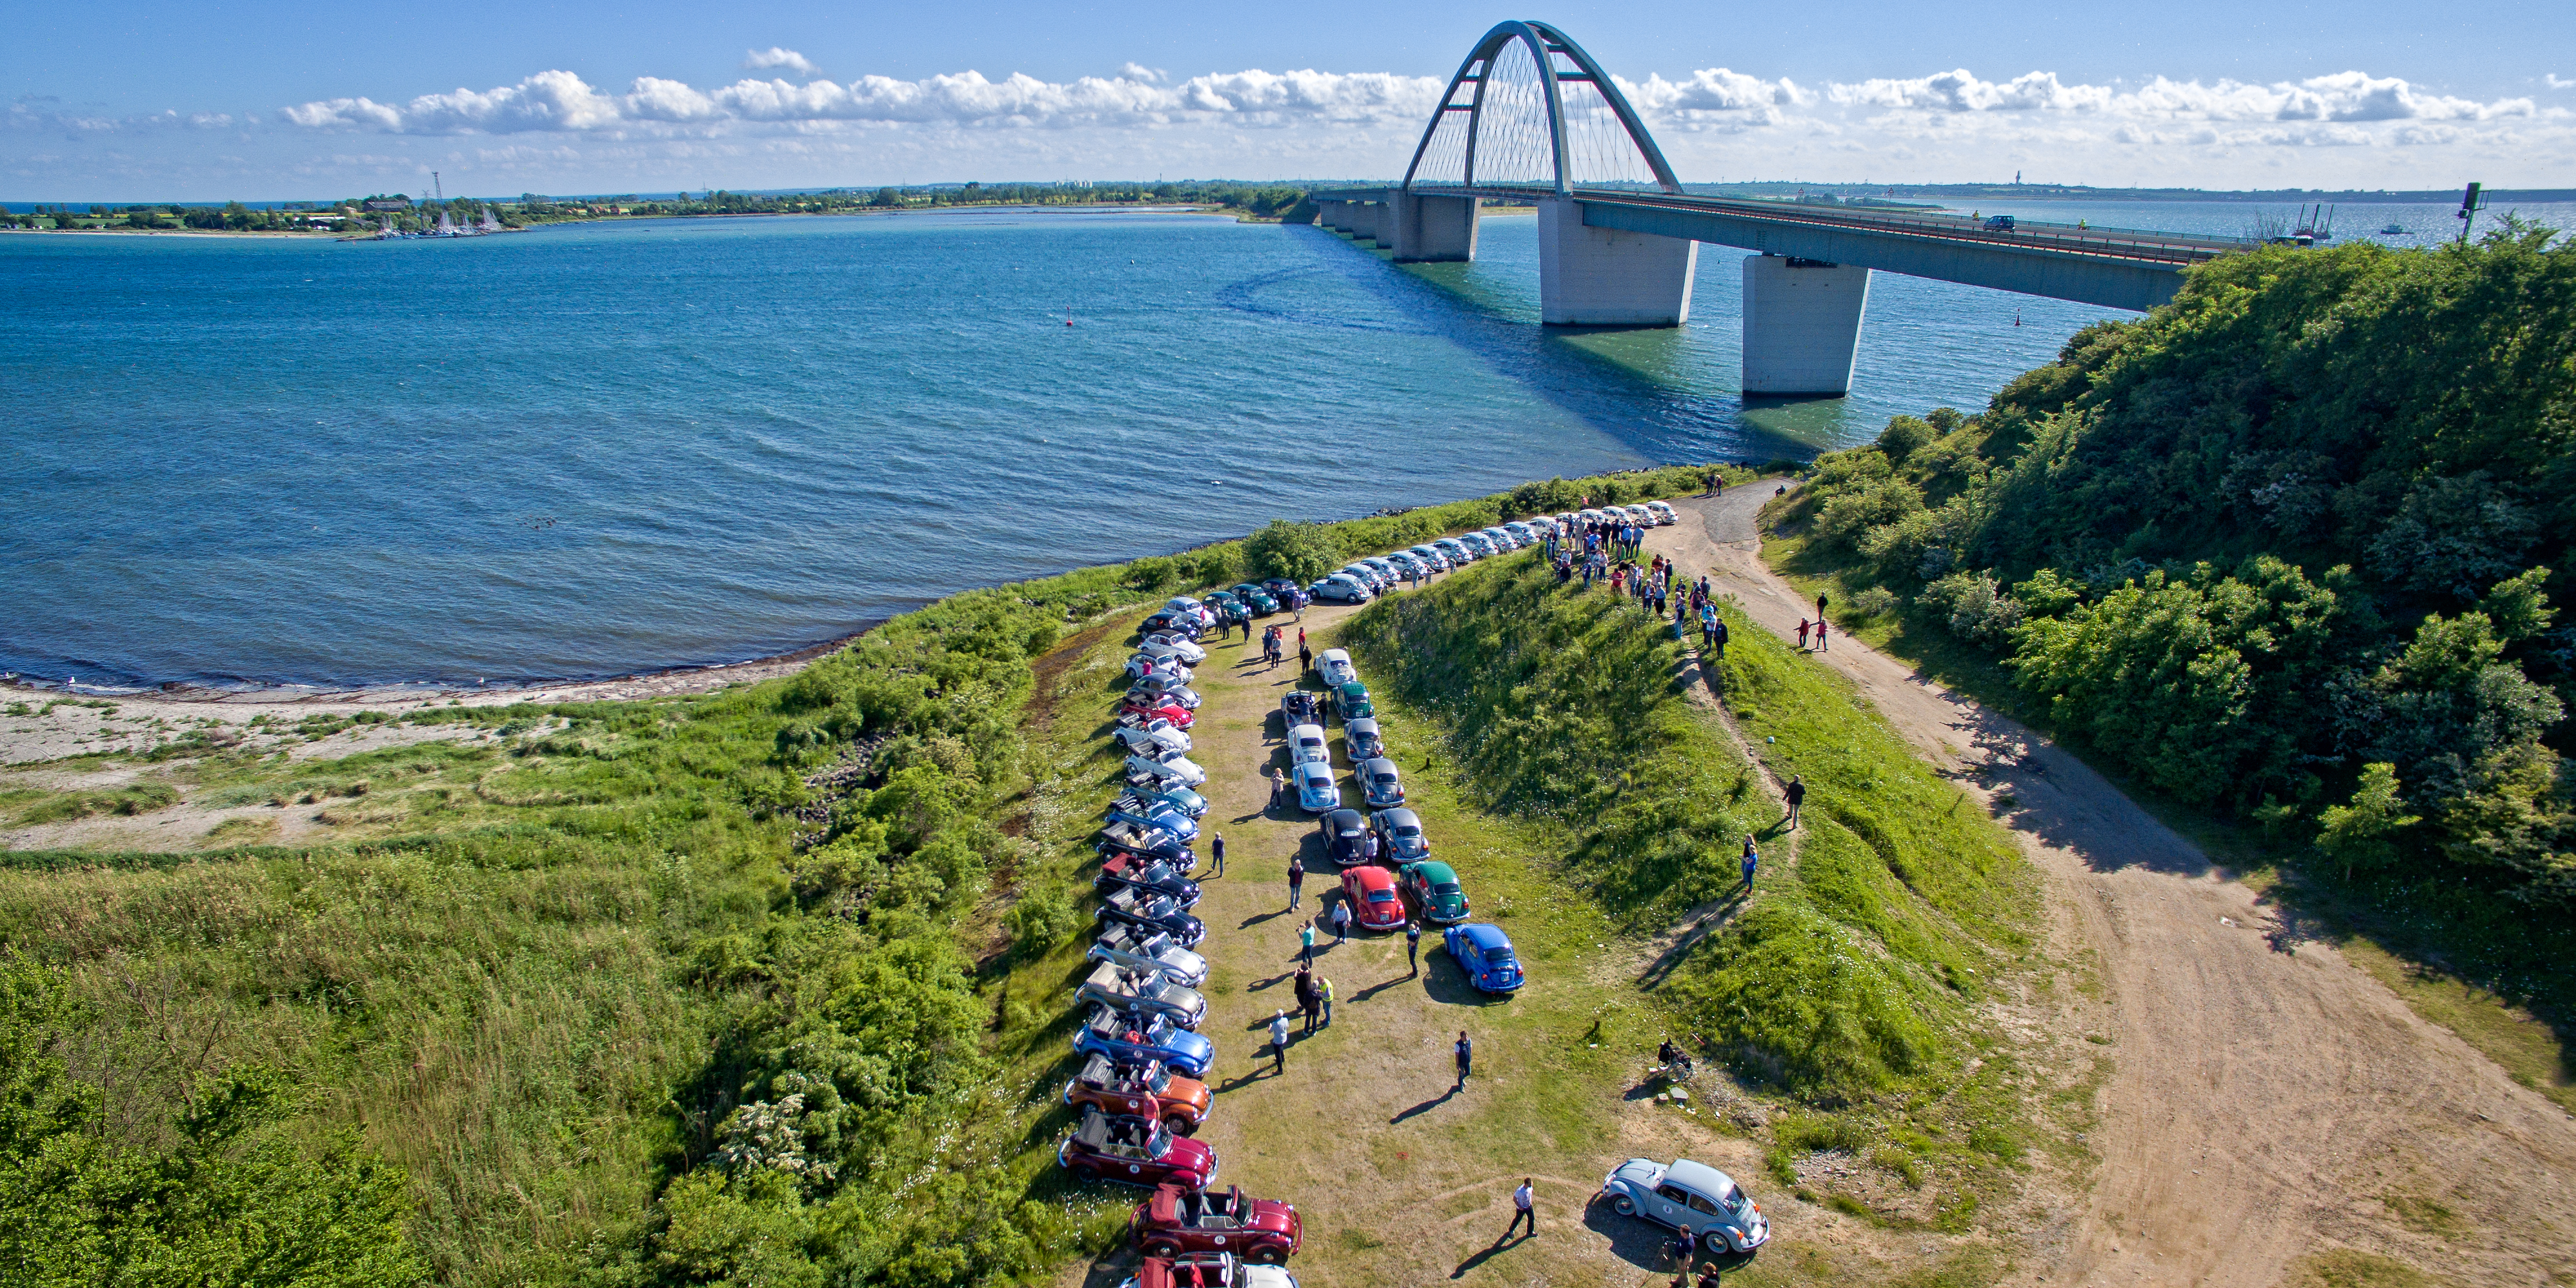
1075;1005;1213;1078
1108;803;1199;843
1600;1157;1768;1254
1444;923;1524;994
1116;783;1207;820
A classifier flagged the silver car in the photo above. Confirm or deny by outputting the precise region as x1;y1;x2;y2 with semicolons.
1646;500;1679;525
1287;723;1331;768
1600;1158;1769;1254
1343;716;1384;761
1432;538;1473;564
1077;962;1208;1028
1407;544;1451;572
1357;756;1405;808
1317;649;1358;687
1114;719;1191;761
1127;752;1207;789
1294;761;1340;813
1089;925;1209;987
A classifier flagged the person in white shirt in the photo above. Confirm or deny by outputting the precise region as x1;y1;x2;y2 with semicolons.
1505;1178;1536;1239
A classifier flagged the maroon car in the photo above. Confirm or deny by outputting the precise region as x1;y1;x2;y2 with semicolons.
1060;1111;1218;1189
1131;1185;1302;1263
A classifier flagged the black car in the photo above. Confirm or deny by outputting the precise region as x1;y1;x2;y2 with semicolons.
1141;610;1205;640
1317;807;1371;865
1097;887;1207;946
1260;578;1313;610
1280;690;1322;728
1371;807;1431;863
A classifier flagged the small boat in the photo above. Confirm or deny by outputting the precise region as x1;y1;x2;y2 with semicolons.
2379;222;2406;235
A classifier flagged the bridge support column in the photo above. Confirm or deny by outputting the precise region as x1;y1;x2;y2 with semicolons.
1538;198;1696;326
1316;199;1346;233
1390;193;1478;261
1740;254;1870;396
1352;202;1383;245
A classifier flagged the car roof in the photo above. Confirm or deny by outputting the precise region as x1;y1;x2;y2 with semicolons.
1323;807;1364;829
1291;723;1324;738
1338;681;1367;694
1460;923;1513;951
1664;1160;1738;1196
1320;648;1350;661
1377;807;1420;829
1409;860;1456;881
1297;763;1334;781
1346;865;1396;889
1346;716;1380;732
1363;758;1398;774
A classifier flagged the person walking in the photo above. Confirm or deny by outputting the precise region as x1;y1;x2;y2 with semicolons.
1741;837;1758;890
1796;618;1811;649
1209;831;1227;877
1505;1178;1536;1240
1405;920;1422;974
1299;919;1316;965
1331;900;1351;946
1270;1010;1290;1074
1288;854;1304;910
1816;591;1830;622
1454;1031;1473;1088
1319;975;1335;1027
1815;617;1829;653
1300;639;1313;674
1710;614;1728;659
1784;777;1805;829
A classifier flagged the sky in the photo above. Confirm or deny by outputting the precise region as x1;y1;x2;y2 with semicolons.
5;0;2570;201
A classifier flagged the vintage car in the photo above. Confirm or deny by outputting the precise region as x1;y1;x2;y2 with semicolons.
1078;962;1209;1028
1121;1253;1298;1288
1444;923;1524;994
1431;538;1473;565
1370;808;1429;863
1059;1110;1217;1189
1355;756;1404;809
1258;578;1311;610
1502;521;1540;546
1096;852;1203;904
1112;719;1192;761
1358;557;1404;587
1097;887;1206;946
1477;527;1520;551
1316;649;1358;687
1308;574;1370;605
1125;652;1194;683
1089;925;1208;988
1138;633;1209;665
1065;1054;1211;1134
1385;552;1427;580
1117;783;1207;820
1456;532;1497;558
1127;677;1202;710
1293;762;1339;814
1125;752;1207;789
1131;1184;1302;1263
1330;682;1373;723
1339;865;1407;932
1098;818;1191;865
1286;723;1331;769
1313;807;1369;866
1227;583;1280;614
1118;696;1195;730
1279;690;1322;728
1342;717;1385;761
1202;593;1251;626
1600;1158;1768;1254
1399;860;1468;924
1140;610;1205;640
1645;499;1679;526
1074;1005;1213;1077
1107;803;1199;844
1405;544;1451;572
1339;564;1391;594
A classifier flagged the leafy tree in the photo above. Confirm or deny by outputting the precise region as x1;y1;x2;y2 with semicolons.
2316;763;2420;881
1242;519;1338;585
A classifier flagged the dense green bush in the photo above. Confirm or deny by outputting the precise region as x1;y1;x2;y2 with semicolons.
1785;223;2576;911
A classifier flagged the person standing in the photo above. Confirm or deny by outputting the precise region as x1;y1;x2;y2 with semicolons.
1210;831;1227;877
1669;1227;1700;1288
1405;920;1422;974
1270;767;1287;812
1454;1031;1473;1088
1319;975;1335;1027
1784;777;1806;829
1288;854;1304;911
1815;618;1829;653
1295;969;1319;1032
1300;639;1313;674
1740;837;1758;890
1816;591;1830;622
1331;900;1351;946
1299;919;1316;965
1713;616;1729;659
1270;1010;1290;1074
1505;1179;1536;1240
1796;618;1811;649
1705;469;1718;496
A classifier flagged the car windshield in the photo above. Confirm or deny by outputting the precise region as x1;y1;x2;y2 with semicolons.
1715;1182;1745;1211
1144;1065;1171;1092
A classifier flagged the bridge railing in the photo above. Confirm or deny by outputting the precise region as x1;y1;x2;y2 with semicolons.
1566;188;2252;265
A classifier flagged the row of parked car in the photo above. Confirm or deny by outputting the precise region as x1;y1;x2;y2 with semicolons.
1303;501;1677;606
1065;595;1306;1288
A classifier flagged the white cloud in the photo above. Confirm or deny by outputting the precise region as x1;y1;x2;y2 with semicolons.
743;48;821;78
1825;67;2535;125
2547;74;2573;90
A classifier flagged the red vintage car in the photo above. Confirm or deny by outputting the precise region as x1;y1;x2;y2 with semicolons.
1060;1111;1218;1189
1131;1185;1302;1263
1338;865;1407;932
1065;1054;1213;1134
1123;1253;1293;1288
1120;696;1194;729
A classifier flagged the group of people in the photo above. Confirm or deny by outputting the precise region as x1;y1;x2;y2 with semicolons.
1257;623;1302;669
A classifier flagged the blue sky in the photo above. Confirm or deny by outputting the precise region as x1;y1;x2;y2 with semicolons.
6;0;2570;200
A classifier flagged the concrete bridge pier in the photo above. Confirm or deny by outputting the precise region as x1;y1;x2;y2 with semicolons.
1316;199;1349;234
1351;201;1383;246
1740;253;1871;396
1390;192;1479;262
1537;197;1696;327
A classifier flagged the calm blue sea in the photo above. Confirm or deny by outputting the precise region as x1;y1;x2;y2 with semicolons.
3;198;2564;690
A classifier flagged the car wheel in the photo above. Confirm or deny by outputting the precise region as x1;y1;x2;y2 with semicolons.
1167;1116;1198;1137
1704;1231;1733;1255
1142;1240;1180;1258
1613;1194;1636;1216
1249;1246;1285;1265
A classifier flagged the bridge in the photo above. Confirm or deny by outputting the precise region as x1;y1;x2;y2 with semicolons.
1310;20;2253;395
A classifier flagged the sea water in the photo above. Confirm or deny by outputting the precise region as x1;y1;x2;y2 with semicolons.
3;199;2559;689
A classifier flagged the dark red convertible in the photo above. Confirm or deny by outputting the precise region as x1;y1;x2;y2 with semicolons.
1131;1184;1302;1263
1060;1111;1218;1189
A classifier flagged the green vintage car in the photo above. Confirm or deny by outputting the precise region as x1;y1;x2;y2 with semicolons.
1228;583;1281;614
1400;860;1470;924
1332;681;1373;722
1202;592;1251;625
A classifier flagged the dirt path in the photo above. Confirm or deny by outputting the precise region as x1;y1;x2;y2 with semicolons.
1652;485;2576;1287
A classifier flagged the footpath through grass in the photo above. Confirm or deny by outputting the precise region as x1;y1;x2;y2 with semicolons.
1344;556;2056;1233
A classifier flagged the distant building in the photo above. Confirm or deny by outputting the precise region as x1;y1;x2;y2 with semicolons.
363;199;409;212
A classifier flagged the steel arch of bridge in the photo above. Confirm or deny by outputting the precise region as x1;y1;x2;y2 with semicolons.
1400;20;1680;198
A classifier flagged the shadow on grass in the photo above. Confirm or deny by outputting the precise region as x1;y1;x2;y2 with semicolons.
1349;971;1420;1003
1390;1085;1457;1124
1580;1195;1695;1272
1449;1231;1533;1279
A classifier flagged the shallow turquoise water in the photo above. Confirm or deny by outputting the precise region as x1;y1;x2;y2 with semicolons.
8;201;2537;689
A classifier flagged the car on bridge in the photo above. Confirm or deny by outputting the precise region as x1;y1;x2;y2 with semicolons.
1098;887;1206;945
1058;1110;1217;1190
1287;723;1330;769
1343;716;1384;761
1444;923;1524;994
1293;761;1340;814
1317;807;1371;865
1089;925;1208;989
1371;808;1430;863
1065;1054;1211;1134
1228;583;1280;614
1400;860;1469;924
1356;757;1405;809
1259;578;1312;609
1132;1185;1303;1264
1309;574;1371;605
1078;963;1209;1029
1340;865;1407;931
1982;214;2015;231
1316;649;1358;687
1074;1005;1213;1077
1599;1157;1768;1255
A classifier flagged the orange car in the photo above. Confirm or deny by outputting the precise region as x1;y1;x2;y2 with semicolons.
1064;1052;1213;1134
